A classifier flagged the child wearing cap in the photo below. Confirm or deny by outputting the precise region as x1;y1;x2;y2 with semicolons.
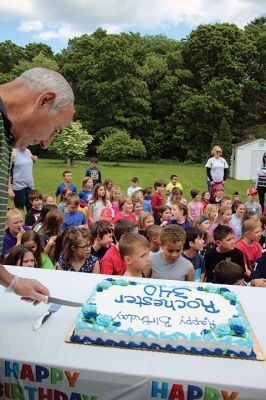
245;188;262;215
99;207;113;223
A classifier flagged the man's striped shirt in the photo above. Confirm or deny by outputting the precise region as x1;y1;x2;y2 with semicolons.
0;103;13;253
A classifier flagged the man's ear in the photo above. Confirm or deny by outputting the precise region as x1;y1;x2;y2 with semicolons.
35;92;56;111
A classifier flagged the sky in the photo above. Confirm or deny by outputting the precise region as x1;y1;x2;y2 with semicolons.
0;0;265;53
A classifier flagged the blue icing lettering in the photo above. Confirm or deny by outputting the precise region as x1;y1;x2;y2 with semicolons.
195;297;220;314
187;300;201;309
114;295;125;304
143;285;157;296
174;299;186;308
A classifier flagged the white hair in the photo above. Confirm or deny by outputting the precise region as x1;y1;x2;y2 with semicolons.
18;67;74;115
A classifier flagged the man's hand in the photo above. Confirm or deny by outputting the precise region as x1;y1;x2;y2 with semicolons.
16;278;50;305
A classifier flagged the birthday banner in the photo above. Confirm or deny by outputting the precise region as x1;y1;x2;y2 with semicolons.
0;359;264;400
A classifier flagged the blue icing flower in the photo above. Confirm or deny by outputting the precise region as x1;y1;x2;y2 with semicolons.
96;314;113;326
219;287;230;293
214;324;231;336
82;304;97;314
106;278;115;282
197;286;204;291
207;286;219;293
97;280;112;290
231;324;246;336
224;291;236;301
129;281;138;285
116;279;130;286
201;329;209;336
96;287;103;292
83;311;98;322
230;317;246;326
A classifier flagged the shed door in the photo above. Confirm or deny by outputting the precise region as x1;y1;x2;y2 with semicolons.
250;150;265;180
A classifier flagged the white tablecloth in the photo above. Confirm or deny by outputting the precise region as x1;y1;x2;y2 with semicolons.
0;266;265;400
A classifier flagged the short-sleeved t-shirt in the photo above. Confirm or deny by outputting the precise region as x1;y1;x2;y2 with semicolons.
11;148;34;190
113;211;138;225
244;201;262;215
100;245;127;275
55;182;77;197
182;252;206;281
127;186;142;197
150;252;191;281
204;247;245;282
61;210;87;230
205;157;229;182
235;239;262;272
85;167;101;186
187;201;203;218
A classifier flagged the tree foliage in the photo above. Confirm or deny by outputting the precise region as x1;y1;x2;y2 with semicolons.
211;118;232;165
49;121;93;166
0;18;265;161
97;129;146;165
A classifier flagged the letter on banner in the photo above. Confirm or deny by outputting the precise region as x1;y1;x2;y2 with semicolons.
168;384;185;400
151;381;169;398
204;387;220;400
187;385;204;400
5;361;19;379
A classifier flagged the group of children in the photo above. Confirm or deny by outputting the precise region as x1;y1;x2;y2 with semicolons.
2;157;266;289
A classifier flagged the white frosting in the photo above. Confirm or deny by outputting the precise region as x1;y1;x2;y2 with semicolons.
72;280;254;357
97;285;232;335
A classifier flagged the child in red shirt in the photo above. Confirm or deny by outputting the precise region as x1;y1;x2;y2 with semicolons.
235;219;262;278
151;180;165;218
100;219;138;275
113;196;138;225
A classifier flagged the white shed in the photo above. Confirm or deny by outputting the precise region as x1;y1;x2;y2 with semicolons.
230;138;266;180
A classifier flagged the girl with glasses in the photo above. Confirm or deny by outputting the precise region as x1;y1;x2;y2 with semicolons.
56;227;100;273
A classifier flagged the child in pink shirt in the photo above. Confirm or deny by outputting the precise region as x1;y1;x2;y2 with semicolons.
187;189;203;220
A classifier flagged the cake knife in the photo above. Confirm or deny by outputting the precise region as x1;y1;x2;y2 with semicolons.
46;297;83;307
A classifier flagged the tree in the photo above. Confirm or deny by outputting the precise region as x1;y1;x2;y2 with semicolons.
97;129;146;165
211;118;232;165
49;121;93;166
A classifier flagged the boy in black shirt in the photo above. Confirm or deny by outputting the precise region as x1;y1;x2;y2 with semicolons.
204;225;245;282
90;220;113;259
25;190;43;226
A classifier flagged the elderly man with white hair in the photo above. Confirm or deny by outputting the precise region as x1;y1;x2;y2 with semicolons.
0;67;74;303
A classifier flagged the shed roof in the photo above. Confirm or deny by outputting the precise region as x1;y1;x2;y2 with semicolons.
233;138;266;148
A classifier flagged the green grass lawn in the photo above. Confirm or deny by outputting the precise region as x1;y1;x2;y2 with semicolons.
29;158;254;201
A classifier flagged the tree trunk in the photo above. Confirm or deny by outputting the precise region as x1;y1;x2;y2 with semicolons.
67;157;73;167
